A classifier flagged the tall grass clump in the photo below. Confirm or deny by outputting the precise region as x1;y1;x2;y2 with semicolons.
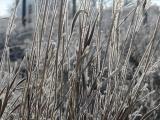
0;0;160;119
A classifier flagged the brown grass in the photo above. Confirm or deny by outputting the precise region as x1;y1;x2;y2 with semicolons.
0;0;160;119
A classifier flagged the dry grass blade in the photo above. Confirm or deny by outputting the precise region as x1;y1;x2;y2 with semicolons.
0;75;21;118
0;88;5;97
71;10;88;34
84;25;91;50
0;99;2;115
0;85;10;117
83;13;99;52
140;104;160;120
7;103;21;117
117;7;137;28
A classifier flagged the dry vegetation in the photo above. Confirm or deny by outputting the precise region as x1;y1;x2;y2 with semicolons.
1;0;160;119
